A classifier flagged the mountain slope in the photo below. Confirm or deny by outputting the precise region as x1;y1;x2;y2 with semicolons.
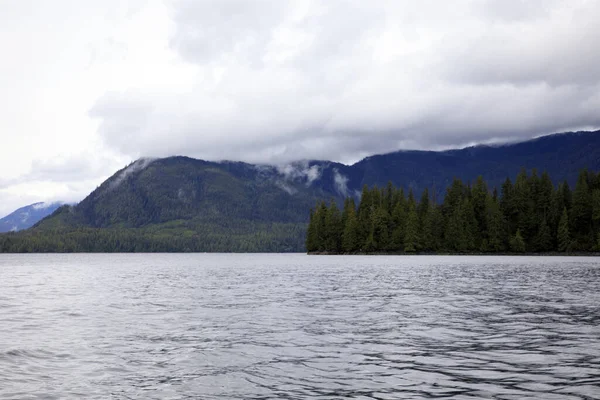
0;202;63;232
23;157;343;252
3;130;600;252
332;130;600;199
41;157;342;229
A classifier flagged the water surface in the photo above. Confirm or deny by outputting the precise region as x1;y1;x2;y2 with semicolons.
0;254;599;399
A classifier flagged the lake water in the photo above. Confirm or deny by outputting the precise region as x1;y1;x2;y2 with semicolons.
0;254;599;399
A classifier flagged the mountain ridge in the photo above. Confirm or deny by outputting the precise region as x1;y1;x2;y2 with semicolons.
3;129;600;252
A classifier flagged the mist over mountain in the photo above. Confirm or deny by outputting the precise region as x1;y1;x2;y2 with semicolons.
4;130;600;252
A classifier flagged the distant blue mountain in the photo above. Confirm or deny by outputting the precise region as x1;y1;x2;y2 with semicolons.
0;202;63;232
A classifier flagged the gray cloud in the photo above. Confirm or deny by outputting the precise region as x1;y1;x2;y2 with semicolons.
91;0;600;165
444;2;600;87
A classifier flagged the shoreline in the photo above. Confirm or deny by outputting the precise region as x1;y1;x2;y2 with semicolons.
308;251;600;257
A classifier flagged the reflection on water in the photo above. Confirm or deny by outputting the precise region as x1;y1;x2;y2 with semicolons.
0;254;599;399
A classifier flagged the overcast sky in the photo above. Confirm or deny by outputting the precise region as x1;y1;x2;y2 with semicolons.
1;0;600;216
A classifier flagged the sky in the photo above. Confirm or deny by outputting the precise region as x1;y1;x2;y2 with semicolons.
1;0;600;217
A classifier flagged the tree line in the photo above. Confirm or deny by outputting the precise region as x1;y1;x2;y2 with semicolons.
306;169;600;254
0;220;306;253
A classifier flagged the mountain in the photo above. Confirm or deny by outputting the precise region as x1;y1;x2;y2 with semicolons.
23;158;342;252
0;202;63;233
2;130;600;252
331;130;600;200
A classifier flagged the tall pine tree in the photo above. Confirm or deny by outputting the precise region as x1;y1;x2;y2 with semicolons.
558;208;571;252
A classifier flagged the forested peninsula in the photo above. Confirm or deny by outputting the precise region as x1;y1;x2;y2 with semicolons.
306;169;600;254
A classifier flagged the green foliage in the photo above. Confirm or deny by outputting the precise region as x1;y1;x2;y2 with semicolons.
403;205;419;253
305;209;318;253
306;169;599;254
485;193;506;252
324;200;342;252
342;205;360;252
3;163;599;254
571;170;593;249
0;219;308;253
558;208;571;252
535;218;553;252
509;230;526;253
2;157;342;253
592;189;600;222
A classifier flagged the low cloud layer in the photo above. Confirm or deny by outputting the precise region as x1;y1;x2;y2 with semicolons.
92;0;600;164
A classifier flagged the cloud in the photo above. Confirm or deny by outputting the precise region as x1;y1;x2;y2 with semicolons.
333;169;350;197
276;162;322;185
443;1;600;87
88;0;600;165
108;157;156;190
31;202;62;210
0;151;128;217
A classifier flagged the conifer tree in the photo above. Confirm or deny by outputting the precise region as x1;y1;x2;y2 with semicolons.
364;230;377;252
460;198;478;251
485;193;506;252
535;217;553;252
324;200;342;252
445;205;463;251
559;181;572;212
357;185;373;246
306;208;318;252
419;206;436;251
385;181;395;212
571;170;593;249
341;198;351;228
558;208;571;252
407;189;416;210
427;205;444;251
593;189;600;244
372;208;391;251
417;189;432;250
316;201;328;251
592;189;600;223
404;204;419;253
514;168;535;247
342;205;360;253
500;178;517;234
444;179;465;215
538;171;554;218
471;176;488;235
306;169;598;254
418;188;430;221
510;229;526;253
390;201;406;251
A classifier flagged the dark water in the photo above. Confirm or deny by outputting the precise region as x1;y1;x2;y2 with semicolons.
0;254;599;399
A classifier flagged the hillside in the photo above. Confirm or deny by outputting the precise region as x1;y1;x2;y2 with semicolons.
0;202;63;233
2;130;600;252
16;157;342;252
341;130;600;199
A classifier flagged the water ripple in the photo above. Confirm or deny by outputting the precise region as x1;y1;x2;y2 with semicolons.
0;254;599;399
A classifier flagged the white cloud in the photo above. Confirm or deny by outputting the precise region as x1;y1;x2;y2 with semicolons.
333;169;350;197
90;0;600;165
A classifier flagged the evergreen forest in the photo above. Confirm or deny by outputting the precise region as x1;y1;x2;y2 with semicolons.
306;169;600;254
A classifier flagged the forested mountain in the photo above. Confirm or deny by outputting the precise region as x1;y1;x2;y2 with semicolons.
1;130;600;252
330;130;600;199
307;169;600;254
0;202;63;233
